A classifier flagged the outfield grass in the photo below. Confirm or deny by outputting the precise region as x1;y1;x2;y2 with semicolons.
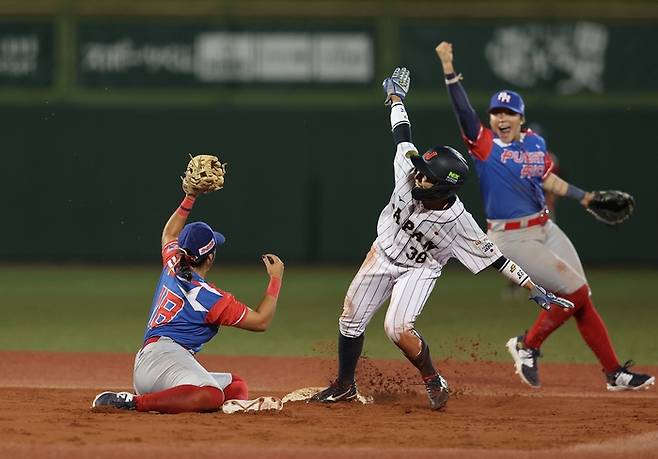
2;265;657;364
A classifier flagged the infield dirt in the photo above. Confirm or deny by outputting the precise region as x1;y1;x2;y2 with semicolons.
1;351;657;458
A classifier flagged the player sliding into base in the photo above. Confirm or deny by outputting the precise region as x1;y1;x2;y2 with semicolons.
310;68;574;411
435;41;654;391
92;156;285;414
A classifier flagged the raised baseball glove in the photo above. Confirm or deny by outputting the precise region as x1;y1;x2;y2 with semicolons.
181;154;226;195
586;190;635;226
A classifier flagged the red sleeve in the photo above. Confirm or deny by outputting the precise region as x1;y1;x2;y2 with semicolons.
462;125;494;161
162;239;180;272
205;292;249;327
542;151;555;180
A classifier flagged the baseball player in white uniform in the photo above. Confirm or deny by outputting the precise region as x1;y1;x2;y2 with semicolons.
310;68;573;410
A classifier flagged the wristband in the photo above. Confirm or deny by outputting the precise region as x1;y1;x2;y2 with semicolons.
390;102;410;130
176;195;196;217
498;259;530;286
266;277;281;298
444;72;463;85
565;184;587;202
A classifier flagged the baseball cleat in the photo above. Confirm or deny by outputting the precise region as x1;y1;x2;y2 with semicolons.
424;373;449;411
221;397;283;414
606;361;656;391
506;336;541;388
308;381;358;403
91;391;137;411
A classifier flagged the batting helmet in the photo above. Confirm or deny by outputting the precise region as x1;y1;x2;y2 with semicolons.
410;145;469;201
488;90;525;116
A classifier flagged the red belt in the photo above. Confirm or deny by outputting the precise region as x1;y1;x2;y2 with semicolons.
141;336;161;350
487;211;550;231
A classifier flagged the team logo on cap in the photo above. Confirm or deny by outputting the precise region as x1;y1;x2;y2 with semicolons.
497;92;512;103
423;150;438;161
199;238;216;256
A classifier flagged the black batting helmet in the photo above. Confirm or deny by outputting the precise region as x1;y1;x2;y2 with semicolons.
410;145;469;201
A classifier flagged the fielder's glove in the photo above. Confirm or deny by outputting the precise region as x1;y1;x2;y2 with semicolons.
586;190;635;226
529;284;574;311
181;154;226;195
382;67;411;106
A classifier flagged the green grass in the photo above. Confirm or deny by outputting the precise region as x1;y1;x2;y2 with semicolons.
1;265;657;364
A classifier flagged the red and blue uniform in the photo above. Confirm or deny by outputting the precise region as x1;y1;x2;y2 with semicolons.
464;126;553;219
143;239;247;354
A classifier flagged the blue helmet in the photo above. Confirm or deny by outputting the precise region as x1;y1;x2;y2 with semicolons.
488;90;525;117
179;221;225;262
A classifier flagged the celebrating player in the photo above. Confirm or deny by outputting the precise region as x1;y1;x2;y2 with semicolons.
91;155;285;414
310;68;574;411
436;41;655;391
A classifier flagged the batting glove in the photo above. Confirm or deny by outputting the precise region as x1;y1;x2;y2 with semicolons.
382;67;411;106
529;284;574;311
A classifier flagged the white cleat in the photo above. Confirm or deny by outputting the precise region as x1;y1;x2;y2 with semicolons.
221;396;283;414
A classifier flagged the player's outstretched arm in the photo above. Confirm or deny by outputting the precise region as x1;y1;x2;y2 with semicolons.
542;172;593;207
491;255;574;311
435;41;482;143
234;254;284;332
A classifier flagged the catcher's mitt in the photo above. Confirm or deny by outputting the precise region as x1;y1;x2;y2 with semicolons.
586;190;635;226
181;154;226;195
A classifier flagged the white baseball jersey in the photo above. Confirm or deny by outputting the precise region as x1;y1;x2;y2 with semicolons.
339;117;502;340
375;141;502;275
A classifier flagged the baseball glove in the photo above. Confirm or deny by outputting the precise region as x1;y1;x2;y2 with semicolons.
181;154;226;195
586;190;635;226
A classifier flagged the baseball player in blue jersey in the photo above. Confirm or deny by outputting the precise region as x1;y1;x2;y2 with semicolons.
310;67;574;411
436;41;655;391
92;160;285;413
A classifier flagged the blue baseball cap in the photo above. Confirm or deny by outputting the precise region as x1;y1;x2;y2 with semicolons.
488;90;525;116
178;222;225;261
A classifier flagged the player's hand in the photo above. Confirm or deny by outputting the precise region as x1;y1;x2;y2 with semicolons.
436;42;453;63
382;67;411;106
529;284;574;311
262;253;284;279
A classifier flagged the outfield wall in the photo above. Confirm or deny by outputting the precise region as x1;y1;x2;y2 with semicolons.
3;104;656;263
1;1;657;263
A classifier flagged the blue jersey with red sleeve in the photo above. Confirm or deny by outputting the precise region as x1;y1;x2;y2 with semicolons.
142;239;248;353
464;126;553;220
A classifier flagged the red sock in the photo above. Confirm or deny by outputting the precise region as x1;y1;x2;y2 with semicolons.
223;373;249;400
573;293;619;374
135;385;224;414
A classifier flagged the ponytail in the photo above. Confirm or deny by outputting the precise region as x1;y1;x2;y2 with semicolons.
175;248;205;282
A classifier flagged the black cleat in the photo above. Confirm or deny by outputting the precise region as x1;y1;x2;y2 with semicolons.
506;335;541;388
91;391;137;411
309;381;358;403
424;373;449;410
606;361;656;391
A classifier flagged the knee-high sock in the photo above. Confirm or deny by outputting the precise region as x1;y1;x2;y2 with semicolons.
223;373;249;400
135;385;224;414
407;336;438;380
338;333;364;385
572;293;619;374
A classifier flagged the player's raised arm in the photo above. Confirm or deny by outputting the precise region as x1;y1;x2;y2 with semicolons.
161;155;226;247
383;67;419;157
435;42;485;146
